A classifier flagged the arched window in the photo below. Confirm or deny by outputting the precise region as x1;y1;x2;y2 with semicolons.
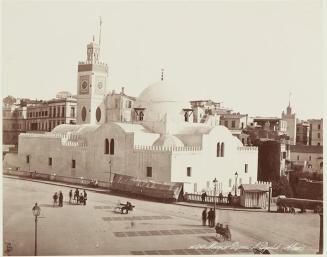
216;143;220;157
104;139;109;154
110;138;115;155
221;142;225;157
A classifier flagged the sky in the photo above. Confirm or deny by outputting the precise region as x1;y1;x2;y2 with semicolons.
2;0;324;120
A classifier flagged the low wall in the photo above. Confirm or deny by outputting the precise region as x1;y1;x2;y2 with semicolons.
3;170;110;189
296;179;323;200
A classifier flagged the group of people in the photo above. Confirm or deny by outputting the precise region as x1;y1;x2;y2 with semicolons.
201;191;234;205
53;188;88;206
69;188;88;205
53;191;64;207
89;179;99;188
202;207;216;227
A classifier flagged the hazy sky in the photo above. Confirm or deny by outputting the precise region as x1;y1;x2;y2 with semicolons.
2;0;324;120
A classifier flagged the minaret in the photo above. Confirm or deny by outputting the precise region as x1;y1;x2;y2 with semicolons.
281;93;296;145
76;18;108;125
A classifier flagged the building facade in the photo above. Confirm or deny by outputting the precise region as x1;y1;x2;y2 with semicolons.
296;121;310;145
308;119;323;146
3;105;27;145
13;36;259;195
290;145;323;173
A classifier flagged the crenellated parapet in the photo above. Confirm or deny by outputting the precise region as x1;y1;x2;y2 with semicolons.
62;141;87;148
134;145;202;152
237;146;258;152
20;132;87;147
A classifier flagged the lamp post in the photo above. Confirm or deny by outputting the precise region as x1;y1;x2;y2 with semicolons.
234;172;238;196
213;178;218;226
317;205;323;254
108;159;112;189
32;203;41;256
28;155;31;172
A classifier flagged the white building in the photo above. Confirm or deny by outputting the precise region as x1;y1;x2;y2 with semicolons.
16;37;259;195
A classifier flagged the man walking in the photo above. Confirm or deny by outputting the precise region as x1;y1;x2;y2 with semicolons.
202;208;208;226
201;192;207;203
74;188;79;203
83;190;87;206
208;208;215;227
69;190;73;204
59;191;63;207
228;192;232;205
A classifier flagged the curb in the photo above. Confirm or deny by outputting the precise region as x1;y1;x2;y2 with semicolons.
174;202;270;213
3;174;110;195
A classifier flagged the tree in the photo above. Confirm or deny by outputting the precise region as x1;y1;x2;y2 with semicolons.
272;176;293;197
3;95;16;106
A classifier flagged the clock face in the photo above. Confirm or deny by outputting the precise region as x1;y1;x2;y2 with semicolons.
79;77;89;94
97;82;103;89
81;81;88;89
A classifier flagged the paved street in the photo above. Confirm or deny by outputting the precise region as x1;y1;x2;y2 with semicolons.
3;177;320;255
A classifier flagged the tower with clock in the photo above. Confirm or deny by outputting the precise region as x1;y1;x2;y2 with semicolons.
76;35;108;125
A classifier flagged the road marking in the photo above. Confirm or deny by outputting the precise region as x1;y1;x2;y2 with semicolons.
114;228;213;237
102;215;172;221
131;248;254;255
94;206;113;209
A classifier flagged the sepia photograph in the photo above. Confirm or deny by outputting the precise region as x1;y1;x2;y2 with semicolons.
2;0;324;255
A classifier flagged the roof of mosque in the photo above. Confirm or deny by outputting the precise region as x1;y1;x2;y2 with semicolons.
137;80;186;103
51;124;99;135
153;134;185;147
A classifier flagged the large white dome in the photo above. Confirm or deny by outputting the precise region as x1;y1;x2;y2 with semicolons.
137;80;185;103
134;80;190;123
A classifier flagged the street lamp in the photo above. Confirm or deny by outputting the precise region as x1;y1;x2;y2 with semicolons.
234;172;238;196
213;178;218;226
32;203;41;256
108;159;112;188
317;205;323;254
28;155;31;172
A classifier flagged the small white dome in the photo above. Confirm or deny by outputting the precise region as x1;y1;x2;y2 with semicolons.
153;134;184;147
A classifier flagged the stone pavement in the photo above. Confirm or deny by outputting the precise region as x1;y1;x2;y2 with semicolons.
3;177;320;255
4;174;276;212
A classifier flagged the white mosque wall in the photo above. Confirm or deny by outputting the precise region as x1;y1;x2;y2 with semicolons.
168;126;258;195
128;149;172;182
17;122;258;196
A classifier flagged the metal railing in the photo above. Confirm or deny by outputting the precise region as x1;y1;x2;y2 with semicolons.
185;193;230;204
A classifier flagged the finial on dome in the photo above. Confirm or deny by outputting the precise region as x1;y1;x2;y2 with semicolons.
93;35;95;42
161;68;164;81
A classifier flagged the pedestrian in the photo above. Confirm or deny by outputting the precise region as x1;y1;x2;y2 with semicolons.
74;188;79;203
69;190;73;203
208;208;214;227
83;190;87;206
201;192;207;203
219;192;223;203
59;191;63;207
79;193;84;205
53;192;58;207
202;208;208;226
227;192;232;205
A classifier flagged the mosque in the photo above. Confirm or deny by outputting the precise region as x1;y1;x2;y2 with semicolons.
17;33;258;195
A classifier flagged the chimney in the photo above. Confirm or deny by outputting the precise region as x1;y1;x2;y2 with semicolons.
121;87;125;95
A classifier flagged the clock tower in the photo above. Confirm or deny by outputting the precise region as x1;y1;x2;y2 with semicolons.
76;36;108;125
